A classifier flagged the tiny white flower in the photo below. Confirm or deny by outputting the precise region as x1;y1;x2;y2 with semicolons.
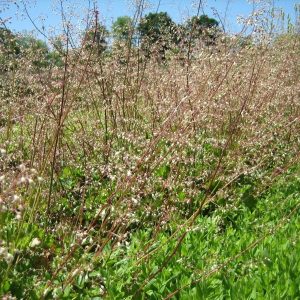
72;268;80;277
19;164;26;172
131;198;138;205
100;209;106;219
43;288;50;297
19;176;26;184
30;238;41;248
0;247;7;256
15;212;22;220
82;237;89;245
5;252;14;263
12;195;20;202
0;148;6;155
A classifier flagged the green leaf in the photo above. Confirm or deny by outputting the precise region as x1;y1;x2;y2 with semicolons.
156;164;171;179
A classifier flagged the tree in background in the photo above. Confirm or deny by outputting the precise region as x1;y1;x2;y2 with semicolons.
184;15;220;47
17;35;51;68
47;36;65;67
0;28;21;72
0;28;63;71
83;23;109;56
112;16;134;45
137;12;177;59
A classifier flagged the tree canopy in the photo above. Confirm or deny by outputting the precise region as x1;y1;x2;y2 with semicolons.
184;15;220;46
83;23;109;55
0;28;63;71
1;11;221;66
112;16;134;43
138;12;177;45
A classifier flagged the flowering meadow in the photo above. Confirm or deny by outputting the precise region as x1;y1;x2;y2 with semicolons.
0;1;300;298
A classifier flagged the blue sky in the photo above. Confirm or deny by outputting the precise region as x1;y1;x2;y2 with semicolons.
1;0;299;39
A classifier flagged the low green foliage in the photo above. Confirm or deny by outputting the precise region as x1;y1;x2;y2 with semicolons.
1;166;299;298
89;168;300;299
